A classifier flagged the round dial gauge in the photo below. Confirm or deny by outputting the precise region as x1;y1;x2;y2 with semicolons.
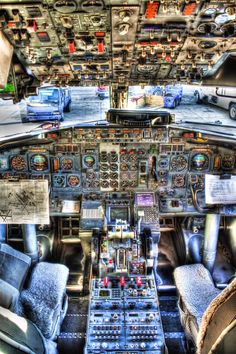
109;152;118;162
121;154;129;162
61;157;73;171
100;152;108;162
172;174;185;188
110;180;118;188
101;180;109;188
221;154;235;170
92;180;100;188
191;153;209;171
53;175;66;187
86;170;95;179
10;155;27;171
101;164;109;171
130;163;138;171
171;155;188;171
84;155;95;168
67;175;80;187
101;172;109;179
121;180;129;188
110;172;118;180
110;163;118;171
30;154;48;171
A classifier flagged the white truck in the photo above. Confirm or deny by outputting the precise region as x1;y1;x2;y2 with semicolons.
194;86;236;120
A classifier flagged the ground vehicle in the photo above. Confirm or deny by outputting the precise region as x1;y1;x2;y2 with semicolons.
24;87;71;122
195;87;236;120
95;86;109;100
153;85;183;108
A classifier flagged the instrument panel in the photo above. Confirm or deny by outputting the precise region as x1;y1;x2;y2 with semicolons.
0;126;236;215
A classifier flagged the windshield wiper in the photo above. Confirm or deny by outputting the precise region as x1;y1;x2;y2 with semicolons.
175;120;236;130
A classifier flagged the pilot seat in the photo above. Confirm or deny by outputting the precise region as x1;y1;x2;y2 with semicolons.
174;263;236;353
0;242;69;353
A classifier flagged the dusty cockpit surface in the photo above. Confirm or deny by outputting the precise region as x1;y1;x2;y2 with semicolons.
0;1;236;354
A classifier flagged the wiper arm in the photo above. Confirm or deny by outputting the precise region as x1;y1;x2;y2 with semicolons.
174;120;236;131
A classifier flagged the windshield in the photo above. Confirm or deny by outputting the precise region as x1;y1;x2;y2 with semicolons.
0;84;236;141
28;88;60;104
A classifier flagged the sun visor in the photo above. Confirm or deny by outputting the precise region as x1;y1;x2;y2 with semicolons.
0;31;13;89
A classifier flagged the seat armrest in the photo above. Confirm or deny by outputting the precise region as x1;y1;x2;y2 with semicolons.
0;279;19;311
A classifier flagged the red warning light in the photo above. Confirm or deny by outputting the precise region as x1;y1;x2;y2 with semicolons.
183;2;197;16
145;1;160;19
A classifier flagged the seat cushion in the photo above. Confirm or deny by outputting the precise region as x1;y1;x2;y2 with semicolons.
0;243;31;290
197;278;236;354
174;264;221;328
0;306;46;354
0;279;19;312
19;262;69;339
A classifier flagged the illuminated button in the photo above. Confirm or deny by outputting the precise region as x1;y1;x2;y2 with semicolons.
136;276;142;287
103;277;109;287
98;39;104;53
68;40;75;53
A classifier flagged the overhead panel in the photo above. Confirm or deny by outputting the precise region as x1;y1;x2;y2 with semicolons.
111;6;140;83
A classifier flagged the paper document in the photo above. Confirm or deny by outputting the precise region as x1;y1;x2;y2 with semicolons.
0;180;49;224
205;174;236;204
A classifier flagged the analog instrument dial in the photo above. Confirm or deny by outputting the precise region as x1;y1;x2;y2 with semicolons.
67;174;80;187
83;155;95;168
221;154;235;170
10;155;27;171
172;174;185;188
191;153;209;171
61;157;73;171
171;155;188;171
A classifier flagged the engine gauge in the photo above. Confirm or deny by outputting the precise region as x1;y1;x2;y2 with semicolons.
83;155;95;168
191;153;209;171
120;163;129;171
67;174;80;187
101;180;109;188
92;180;100;188
130;163;138;171
100;151;108;162
172;174;185;188
61;157;74;171
121;180;129;188
109;152;118;162
30;154;49;172
110;163;118;171
86;170;95;179
130;180;137;188
101;172;109;179
110;172;118;180
110;180;118;188
221;154;235;170
101;163;109;171
53;174;66;188
10;155;27;171
170;155;188;171
120;154;129;162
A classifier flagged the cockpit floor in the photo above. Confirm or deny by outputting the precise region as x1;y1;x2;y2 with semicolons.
58;296;89;354
159;294;187;354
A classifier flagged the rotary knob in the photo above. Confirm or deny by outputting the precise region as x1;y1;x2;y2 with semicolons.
140;342;146;349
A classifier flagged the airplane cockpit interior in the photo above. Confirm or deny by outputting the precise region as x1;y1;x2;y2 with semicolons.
0;1;236;354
